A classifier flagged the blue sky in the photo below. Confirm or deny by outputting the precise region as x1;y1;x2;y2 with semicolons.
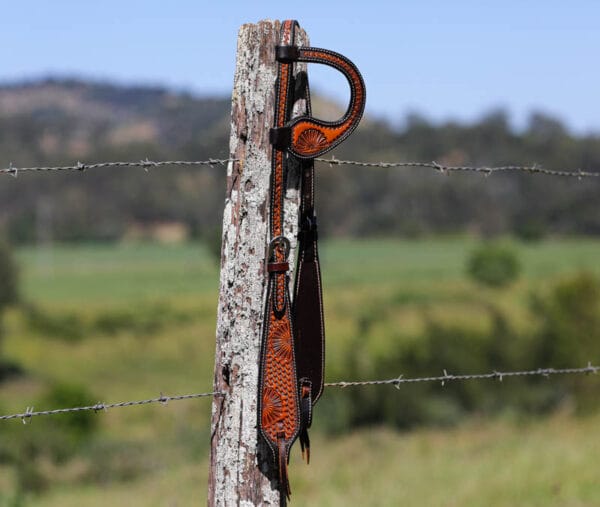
2;1;599;132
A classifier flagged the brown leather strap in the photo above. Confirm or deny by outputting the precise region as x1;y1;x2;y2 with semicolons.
272;46;366;159
258;19;366;498
287;23;369;464
294;158;324;407
288;36;365;465
268;261;290;273
292;86;325;464
258;19;301;500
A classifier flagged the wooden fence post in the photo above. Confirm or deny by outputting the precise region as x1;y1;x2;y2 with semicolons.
208;20;308;506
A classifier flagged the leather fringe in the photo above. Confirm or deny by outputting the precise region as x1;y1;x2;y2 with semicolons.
277;434;291;499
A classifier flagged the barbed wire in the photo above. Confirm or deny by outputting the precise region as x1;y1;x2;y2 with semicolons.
0;158;233;176
1;364;597;423
315;157;600;179
1;157;599;179
0;391;220;423
324;363;599;388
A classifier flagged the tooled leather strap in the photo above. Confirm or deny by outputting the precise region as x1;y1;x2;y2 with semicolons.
258;19;301;501
271;45;366;159
259;19;366;498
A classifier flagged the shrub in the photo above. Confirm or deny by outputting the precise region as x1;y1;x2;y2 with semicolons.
204;227;223;265
40;383;99;441
532;272;600;368
91;303;190;336
317;300;577;434
83;440;155;484
467;242;521;288
22;303;86;342
529;272;600;412
0;240;19;311
24;301;196;341
513;219;546;242
0;240;20;381
2;382;100;496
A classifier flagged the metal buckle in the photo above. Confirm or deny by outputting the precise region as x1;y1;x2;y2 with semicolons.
268;235;291;261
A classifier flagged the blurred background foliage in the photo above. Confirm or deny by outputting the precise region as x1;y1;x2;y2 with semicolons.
0;239;598;504
1;79;599;504
0;79;599;244
467;242;521;288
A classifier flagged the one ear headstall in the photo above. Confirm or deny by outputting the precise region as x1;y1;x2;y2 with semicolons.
270;45;366;159
258;19;366;500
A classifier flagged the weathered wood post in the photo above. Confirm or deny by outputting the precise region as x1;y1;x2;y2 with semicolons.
208;20;308;506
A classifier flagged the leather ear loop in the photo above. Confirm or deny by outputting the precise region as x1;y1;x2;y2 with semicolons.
286;47;366;159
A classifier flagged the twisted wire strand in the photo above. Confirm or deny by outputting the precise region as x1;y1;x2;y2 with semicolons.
1;364;597;423
315;157;600;179
0;158;233;176
325;363;599;388
0;391;220;423
1;157;599;178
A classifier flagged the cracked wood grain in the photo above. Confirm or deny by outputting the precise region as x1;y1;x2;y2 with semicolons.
208;20;308;507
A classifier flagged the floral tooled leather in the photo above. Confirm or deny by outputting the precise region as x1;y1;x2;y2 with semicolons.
258;19;366;500
258;19;301;500
287;47;366;159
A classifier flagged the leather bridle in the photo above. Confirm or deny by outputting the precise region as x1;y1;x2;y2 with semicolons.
258;19;366;499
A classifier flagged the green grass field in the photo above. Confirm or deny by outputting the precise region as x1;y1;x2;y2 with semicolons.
16;237;600;304
1;238;599;506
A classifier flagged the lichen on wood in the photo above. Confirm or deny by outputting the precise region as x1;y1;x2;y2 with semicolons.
208;20;308;506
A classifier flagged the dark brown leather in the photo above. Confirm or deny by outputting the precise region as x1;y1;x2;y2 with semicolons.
293;157;325;462
275;45;301;63
268;261;290;273
258;19;365;500
269;126;292;150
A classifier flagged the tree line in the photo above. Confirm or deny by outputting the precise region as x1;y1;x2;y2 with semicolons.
0;80;599;243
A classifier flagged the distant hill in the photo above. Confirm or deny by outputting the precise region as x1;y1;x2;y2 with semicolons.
0;79;233;242
1;78;599;242
0;78;230;161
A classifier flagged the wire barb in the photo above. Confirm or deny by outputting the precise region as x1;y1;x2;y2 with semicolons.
0;158;235;175
324;364;600;388
1;157;598;178
141;158;158;172
158;392;170;406
0;391;219;422
314;158;600;178
8;162;18;178
1;364;598;423
93;402;107;413
21;406;34;424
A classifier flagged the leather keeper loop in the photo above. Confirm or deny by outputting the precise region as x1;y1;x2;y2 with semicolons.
300;378;312;398
269;127;292;150
275;45;300;63
298;229;318;243
298;215;318;243
268;261;289;273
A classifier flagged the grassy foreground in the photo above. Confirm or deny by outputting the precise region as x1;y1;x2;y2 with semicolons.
31;413;600;507
1;238;599;505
